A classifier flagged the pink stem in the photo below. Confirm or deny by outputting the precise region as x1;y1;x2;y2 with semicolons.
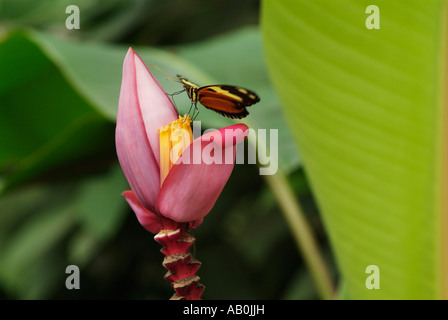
154;227;205;300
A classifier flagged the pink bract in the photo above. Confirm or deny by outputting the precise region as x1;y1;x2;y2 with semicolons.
116;48;249;233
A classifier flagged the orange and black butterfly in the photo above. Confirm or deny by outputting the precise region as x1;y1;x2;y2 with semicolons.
150;64;260;119
176;76;260;119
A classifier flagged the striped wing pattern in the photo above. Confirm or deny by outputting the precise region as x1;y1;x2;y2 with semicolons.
197;85;260;119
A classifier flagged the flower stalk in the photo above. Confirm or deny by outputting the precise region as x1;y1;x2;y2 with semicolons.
154;226;204;300
116;48;248;299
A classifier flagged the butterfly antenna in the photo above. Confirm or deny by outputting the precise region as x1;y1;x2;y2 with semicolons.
148;64;180;83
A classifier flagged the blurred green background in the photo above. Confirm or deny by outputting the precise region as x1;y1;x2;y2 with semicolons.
0;0;335;299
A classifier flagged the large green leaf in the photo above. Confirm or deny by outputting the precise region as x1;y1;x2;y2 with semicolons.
0;30;115;191
262;0;448;299
0;27;299;191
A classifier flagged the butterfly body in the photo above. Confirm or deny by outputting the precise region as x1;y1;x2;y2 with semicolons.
177;76;260;119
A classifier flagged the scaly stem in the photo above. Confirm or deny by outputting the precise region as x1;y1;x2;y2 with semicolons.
264;171;334;300
154;227;204;300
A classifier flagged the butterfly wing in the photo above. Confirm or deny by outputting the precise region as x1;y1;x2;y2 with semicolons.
197;85;260;119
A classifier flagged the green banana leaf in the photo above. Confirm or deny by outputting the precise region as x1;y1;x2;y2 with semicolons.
262;0;448;299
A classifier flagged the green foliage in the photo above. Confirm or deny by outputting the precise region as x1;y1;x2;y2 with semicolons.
0;0;319;299
262;0;447;299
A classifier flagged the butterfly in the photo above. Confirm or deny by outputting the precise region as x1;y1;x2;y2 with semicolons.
150;64;260;119
176;76;260;119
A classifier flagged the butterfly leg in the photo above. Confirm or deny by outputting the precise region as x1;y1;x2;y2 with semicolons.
167;89;185;97
191;103;200;121
181;101;195;123
186;100;194;115
167;90;185;111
